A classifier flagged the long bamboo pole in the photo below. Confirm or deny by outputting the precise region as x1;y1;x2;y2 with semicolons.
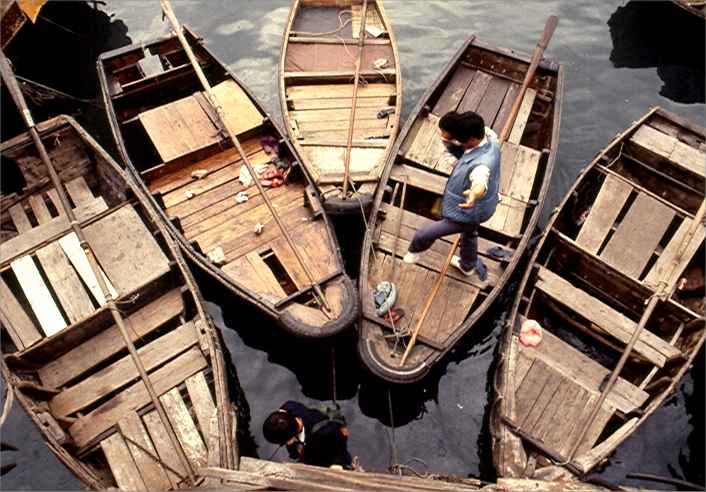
341;0;369;197
564;199;705;464
0;50;197;483
159;0;330;312
400;16;559;366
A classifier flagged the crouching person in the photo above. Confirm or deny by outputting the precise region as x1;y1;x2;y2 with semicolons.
263;401;352;469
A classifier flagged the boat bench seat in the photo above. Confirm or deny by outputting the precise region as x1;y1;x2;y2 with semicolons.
100;372;215;491
630;124;705;178
535;266;682;368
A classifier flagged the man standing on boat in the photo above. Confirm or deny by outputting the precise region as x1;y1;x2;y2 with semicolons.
403;111;500;283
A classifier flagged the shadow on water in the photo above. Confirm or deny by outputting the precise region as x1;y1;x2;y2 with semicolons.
607;0;705;104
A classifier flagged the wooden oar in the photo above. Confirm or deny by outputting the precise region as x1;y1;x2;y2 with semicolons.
563;198;705;466
0;50;197;483
160;0;330;313
400;16;559;366
341;0;369;197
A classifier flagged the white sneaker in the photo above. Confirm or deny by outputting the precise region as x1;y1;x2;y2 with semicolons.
403;251;420;264
451;255;488;287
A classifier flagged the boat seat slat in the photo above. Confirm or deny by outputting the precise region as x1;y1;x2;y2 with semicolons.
601;192;676;279
185;371;217;440
643;216;706;289
83;205;171;295
69;346;208;449
30;195;96;323
475;77;512;128
514;320;649;414
50;322;197;417
630;124;705;178
100;433;148;492
286;83;395;100
38;288;185;388
222;252;287;302
0;198;108;266
507;88;537;145
160;387;208;468
432;65;476;116
535;267;681;367
11;255;67;337
116;412;173;490
290;96;392;112
458;71;493;113
58;232;117;305
9;203;32;232
65;177;94;206
0;276;42;350
575;174;633;254
491;83;520;134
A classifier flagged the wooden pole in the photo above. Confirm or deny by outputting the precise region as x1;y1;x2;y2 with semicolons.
0;50;197;483
160;0;330;312
390;176;407;282
564;199;705;465
399;16;559;366
341;0;369;197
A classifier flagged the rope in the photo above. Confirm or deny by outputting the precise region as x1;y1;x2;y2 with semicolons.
386;388;400;474
330;346;337;405
0;385;14;429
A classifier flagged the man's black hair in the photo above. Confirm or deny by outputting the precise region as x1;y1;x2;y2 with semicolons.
439;111;485;141
263;411;297;445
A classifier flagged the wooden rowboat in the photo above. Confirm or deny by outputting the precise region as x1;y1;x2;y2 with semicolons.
358;36;564;383
491;107;705;478
279;0;401;214
97;27;358;338
0;115;238;490
671;0;705;18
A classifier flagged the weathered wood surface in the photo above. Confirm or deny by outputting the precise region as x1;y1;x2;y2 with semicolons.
0;275;42;349
535;267;681;367
575;174;632;254
630;124;705;178
185;371;217;439
100;432;148;491
117;412;173;490
160;387;208;468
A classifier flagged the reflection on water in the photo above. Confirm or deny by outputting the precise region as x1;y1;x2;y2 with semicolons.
0;1;704;490
608;0;705;104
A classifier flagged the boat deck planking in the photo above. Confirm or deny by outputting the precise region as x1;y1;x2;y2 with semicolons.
492;107;705;479
1;116;236;490
359;37;562;383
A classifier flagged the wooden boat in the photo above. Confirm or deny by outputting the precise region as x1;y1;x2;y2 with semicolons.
0;115;238;490
358;36;564;383
97;27;358;338
491;107;705;478
671;0;705;18
279;0;401;214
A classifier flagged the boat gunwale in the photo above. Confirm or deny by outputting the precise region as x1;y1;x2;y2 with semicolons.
97;26;358;338
490;105;706;477
357;35;565;383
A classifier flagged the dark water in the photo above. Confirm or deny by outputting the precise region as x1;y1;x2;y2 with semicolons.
1;1;704;490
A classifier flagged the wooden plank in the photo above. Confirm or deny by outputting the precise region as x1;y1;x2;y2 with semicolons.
601;193;676;278
58;232;117;305
573;418;639;473
83;205;171;294
65;177;94;206
458;71;493;113
644;217;706;288
562;394;614;457
631;125;705;178
38;288;184;388
9;203;32;232
492;83;520;133
401;114;439;167
11;255;66;336
160;387;208;468
69;346;208;449
287;83;395;100
143;410;188;487
507;88;537;145
351;2;384;38
0;198;108;265
222;252;286;302
521;362;563;432
100;433;148;491
541;385;591;455
531;379;579;441
30;194;95;324
118;413;172;491
290;95;391;111
50;322;197;417
575;175;633;254
211;79;263;138
535;267;681;367
0;276;42;350
501;144;542;236
475;77;511;127
433;65;475;116
514;359;552;423
185;371;217;440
